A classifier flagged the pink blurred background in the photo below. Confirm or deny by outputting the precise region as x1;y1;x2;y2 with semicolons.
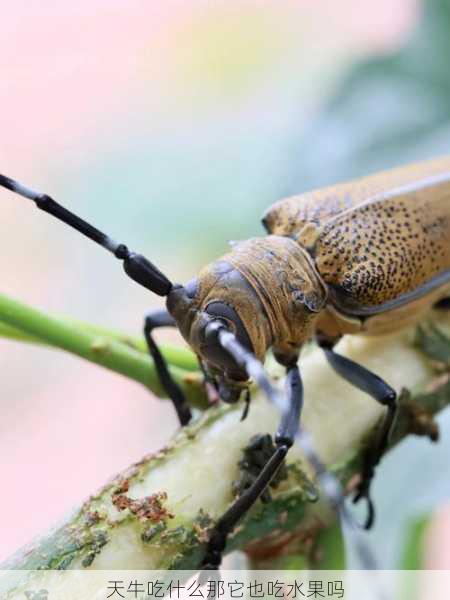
0;0;428;564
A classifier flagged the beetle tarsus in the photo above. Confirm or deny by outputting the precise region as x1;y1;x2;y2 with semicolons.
353;464;376;529
353;488;375;530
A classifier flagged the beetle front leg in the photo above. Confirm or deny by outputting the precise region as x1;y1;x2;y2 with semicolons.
316;334;397;529
200;365;302;570
144;309;192;426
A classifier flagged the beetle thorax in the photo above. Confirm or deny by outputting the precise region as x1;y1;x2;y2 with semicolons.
221;236;328;358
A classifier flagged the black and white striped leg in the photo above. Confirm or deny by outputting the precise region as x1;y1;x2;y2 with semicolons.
200;365;303;570
317;335;397;529
144;308;192;426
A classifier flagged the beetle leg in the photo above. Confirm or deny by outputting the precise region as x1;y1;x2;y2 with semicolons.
200;365;302;570
144;309;192;426
316;335;397;529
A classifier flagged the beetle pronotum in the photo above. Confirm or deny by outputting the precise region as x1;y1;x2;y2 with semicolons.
1;156;450;569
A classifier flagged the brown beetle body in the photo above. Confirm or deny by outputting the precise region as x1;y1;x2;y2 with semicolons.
169;156;450;373
265;156;450;341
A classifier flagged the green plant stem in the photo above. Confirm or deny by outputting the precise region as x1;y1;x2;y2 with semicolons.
0;316;198;370
0;321;42;344
0;293;206;408
2;317;450;585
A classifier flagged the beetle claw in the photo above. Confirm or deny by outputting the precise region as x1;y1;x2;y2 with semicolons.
353;488;375;530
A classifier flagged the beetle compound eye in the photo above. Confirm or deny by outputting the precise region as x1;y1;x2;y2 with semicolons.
205;301;253;353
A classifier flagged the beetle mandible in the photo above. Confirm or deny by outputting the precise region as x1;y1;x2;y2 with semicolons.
2;155;450;569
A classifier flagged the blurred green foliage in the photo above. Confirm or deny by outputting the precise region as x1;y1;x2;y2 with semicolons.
48;1;450;288
312;521;347;570
400;514;430;569
287;0;450;193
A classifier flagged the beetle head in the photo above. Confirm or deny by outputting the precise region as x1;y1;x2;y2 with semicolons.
166;235;327;402
166;261;272;403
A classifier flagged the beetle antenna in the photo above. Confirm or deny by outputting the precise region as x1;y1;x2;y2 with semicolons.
216;327;286;412
0;173;173;296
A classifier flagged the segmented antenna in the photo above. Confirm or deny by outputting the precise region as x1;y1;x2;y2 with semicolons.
0;173;173;296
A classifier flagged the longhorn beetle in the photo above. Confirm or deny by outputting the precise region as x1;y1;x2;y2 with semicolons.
2;155;450;569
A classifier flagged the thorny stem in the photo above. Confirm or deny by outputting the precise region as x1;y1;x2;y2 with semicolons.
0;292;206;408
